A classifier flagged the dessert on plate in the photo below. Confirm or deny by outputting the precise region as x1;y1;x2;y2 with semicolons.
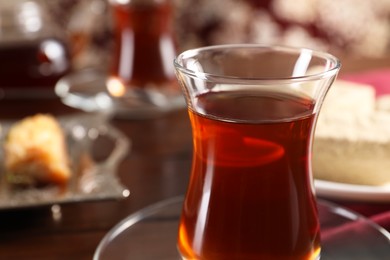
4;114;72;187
313;80;390;187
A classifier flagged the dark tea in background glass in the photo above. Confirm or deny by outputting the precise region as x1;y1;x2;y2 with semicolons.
0;39;70;88
105;0;183;117
109;0;177;94
174;45;340;259
0;0;71;95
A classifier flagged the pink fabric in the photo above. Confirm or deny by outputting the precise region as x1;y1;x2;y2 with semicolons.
341;68;390;96
372;211;390;231
334;201;390;232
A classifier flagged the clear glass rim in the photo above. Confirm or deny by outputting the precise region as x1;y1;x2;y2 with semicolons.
174;44;341;84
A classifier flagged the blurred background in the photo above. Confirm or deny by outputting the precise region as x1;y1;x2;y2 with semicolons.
45;0;390;70
0;0;389;98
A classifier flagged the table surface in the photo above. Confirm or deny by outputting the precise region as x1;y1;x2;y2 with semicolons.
0;56;390;260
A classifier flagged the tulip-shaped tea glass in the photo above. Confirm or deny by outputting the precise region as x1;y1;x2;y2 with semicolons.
174;45;340;260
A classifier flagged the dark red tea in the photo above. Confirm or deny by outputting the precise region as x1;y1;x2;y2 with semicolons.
0;39;70;88
178;90;321;260
110;1;177;89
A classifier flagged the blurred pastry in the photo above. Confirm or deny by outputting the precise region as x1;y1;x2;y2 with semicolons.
4;114;71;187
313;80;390;187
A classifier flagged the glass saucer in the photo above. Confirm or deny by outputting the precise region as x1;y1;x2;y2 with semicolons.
0;113;130;210
55;69;186;119
94;196;390;260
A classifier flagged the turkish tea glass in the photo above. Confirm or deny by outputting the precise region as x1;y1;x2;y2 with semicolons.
174;45;340;260
106;0;183;117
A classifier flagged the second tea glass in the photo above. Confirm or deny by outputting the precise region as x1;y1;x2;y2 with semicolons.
106;0;183;117
174;44;340;260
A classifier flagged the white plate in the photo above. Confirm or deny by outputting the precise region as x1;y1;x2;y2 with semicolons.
0;113;130;210
315;179;390;202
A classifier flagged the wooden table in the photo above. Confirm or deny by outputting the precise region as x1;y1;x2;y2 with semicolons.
0;56;389;259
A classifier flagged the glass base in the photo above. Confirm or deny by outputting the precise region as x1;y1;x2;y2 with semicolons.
94;196;390;260
55;69;186;119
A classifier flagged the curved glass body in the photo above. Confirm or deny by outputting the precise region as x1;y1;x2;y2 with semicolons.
174;45;340;260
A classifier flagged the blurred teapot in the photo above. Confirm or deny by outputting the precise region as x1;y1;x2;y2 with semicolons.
0;0;71;98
